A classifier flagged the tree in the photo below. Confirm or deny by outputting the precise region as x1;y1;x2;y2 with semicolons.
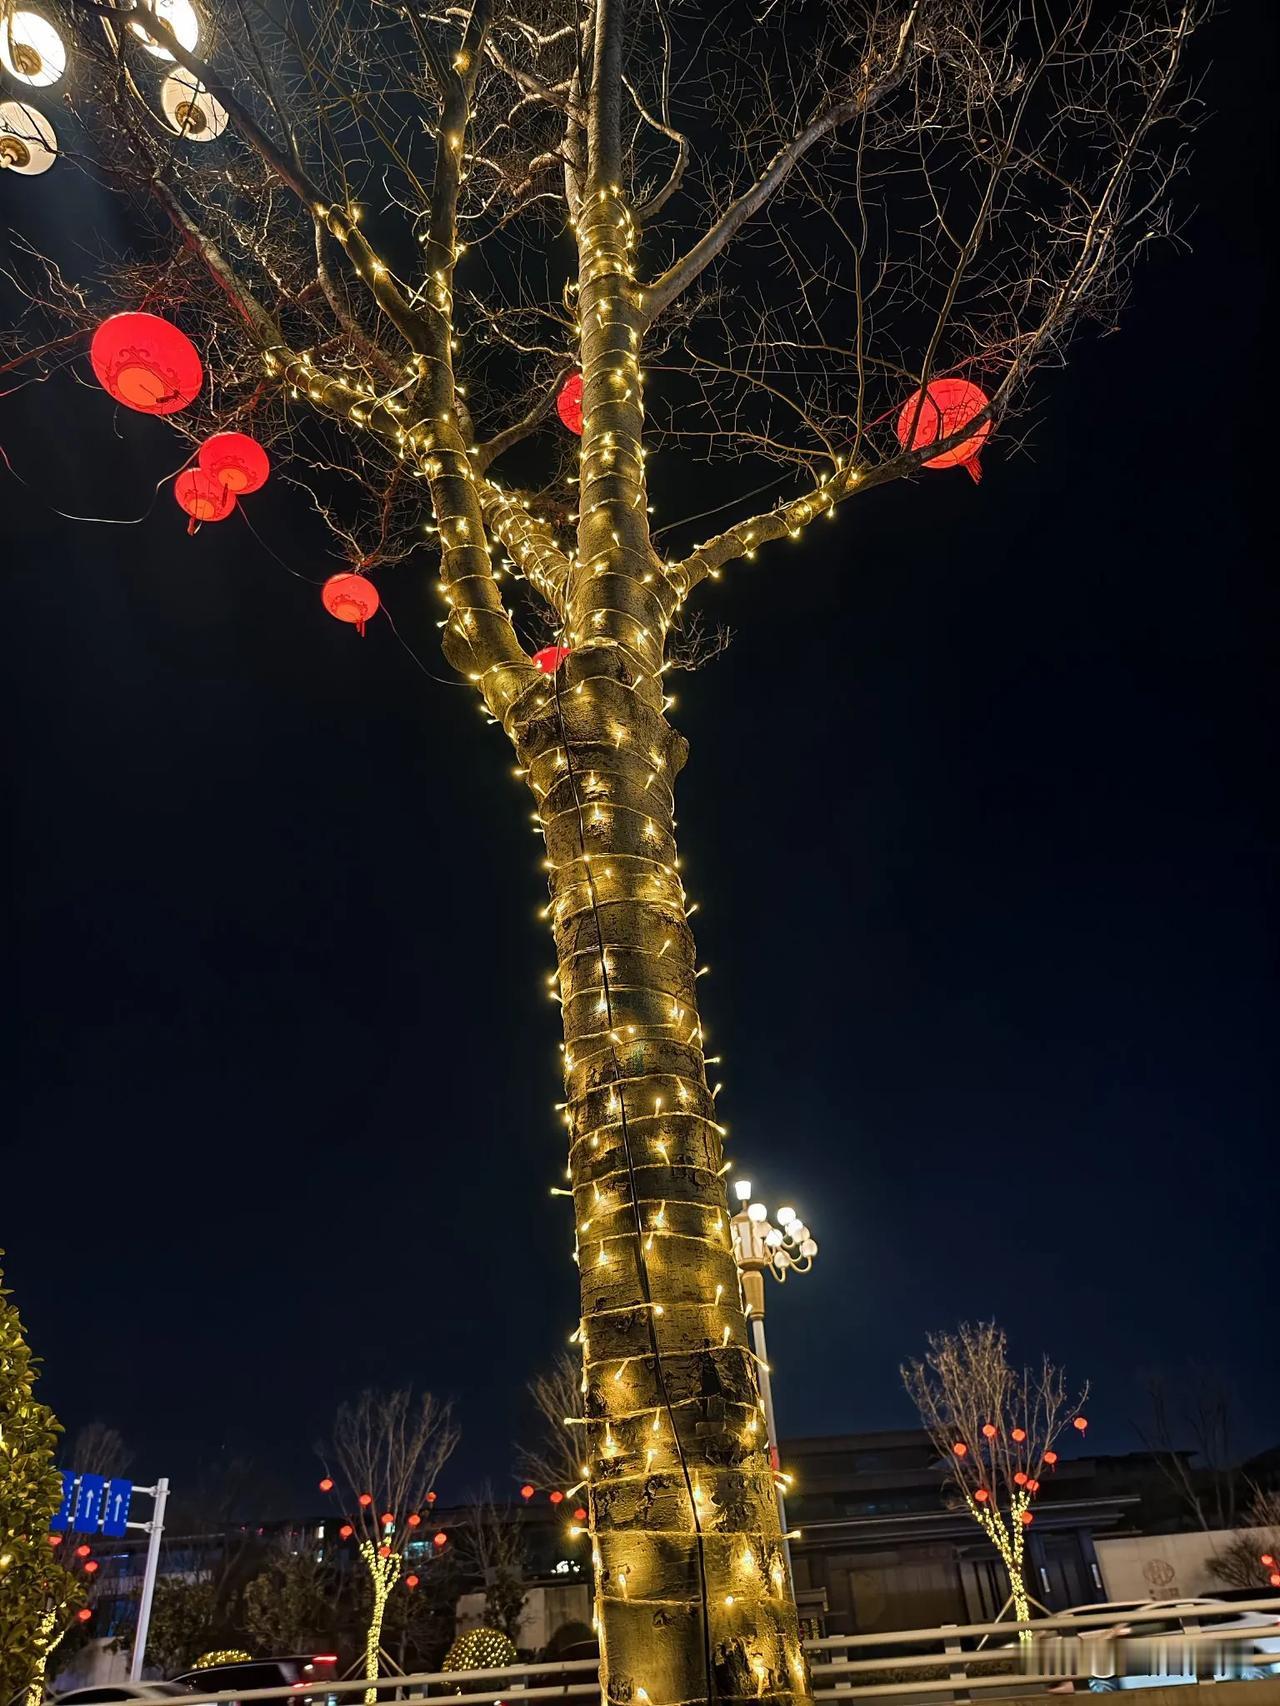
457;1485;528;1642
1206;1491;1280;1591
2;3;1200;1701
902;1321;1088;1630
243;1546;341;1656
140;1577;219;1674
0;1252;82;1706
516;1352;584;1496
1138;1369;1240;1531
322;1389;458;1698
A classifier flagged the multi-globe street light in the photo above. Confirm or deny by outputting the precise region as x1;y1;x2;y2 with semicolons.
729;1178;818;1585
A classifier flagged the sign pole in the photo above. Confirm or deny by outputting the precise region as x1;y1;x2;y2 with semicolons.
129;1477;169;1681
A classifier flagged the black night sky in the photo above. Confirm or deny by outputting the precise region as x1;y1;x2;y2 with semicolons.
4;4;1276;1515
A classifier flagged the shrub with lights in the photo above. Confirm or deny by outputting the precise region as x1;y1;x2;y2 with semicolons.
442;1625;519;1674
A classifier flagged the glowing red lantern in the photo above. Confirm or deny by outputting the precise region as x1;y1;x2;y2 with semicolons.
405;1574;419;1589
1073;1416;1088;1432
549;1490;564;1505
574;1507;587;1522
84;1560;99;1575
199;431;269;494
894;377;992;482
48;1534;62;1547
1043;1451;1058;1466
981;1423;997;1439
175;467;235;531
407;1513;421;1528
381;1512;395;1527
90;312;203;415
520;1485;535;1501
1027;1479;1040;1493
433;1531;447;1547
974;1488;990;1503
1014;1471;1028;1486
533;645;571;675
76;1608;93;1623
1020;1510;1034;1526
1262;1554;1276;1568
75;1545;91;1558
1271;1572;1280;1588
426;1492;437;1504
319;1477;333;1492
357;1493;373;1507
377;1544;391;1558
339;1524;354;1539
952;1442;967;1457
1010;1427;1027;1443
322;572;380;636
556;373;584;436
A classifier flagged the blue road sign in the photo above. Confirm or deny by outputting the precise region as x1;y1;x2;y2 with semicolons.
74;1473;106;1533
51;1470;77;1532
102;1478;133;1538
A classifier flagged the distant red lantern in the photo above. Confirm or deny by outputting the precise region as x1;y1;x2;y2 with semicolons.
199;431;269;494
952;1442;968;1457
533;644;571;675
48;1534;62;1547
894;377;992;483
75;1545;91;1558
556;372;584;435
90;312;203;415
426;1491;437;1504
339;1524;354;1540
1073;1416;1089;1432
1014;1471;1028;1486
1027;1479;1041;1493
1262;1554;1276;1567
319;1478;334;1493
322;572;380;636
377;1544;391;1558
1271;1573;1280;1588
407;1513;422;1528
981;1424;997;1439
76;1608;93;1623
381;1512;395;1527
1020;1510;1034;1526
974;1488;990;1504
84;1560;99;1575
574;1507;587;1522
549;1490;564;1504
1043;1451;1058;1466
520;1485;535;1501
1010;1427;1027;1443
433;1531;447;1547
175;467;235;531
405;1574;419;1589
357;1493;373;1507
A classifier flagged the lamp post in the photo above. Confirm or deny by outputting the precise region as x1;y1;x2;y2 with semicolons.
729;1179;818;1589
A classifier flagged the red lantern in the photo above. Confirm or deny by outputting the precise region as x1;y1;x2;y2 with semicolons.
974;1488;990;1504
377;1544;391;1558
405;1574;419;1589
358;1493;373;1507
319;1478;334;1493
1010;1427;1027;1443
1261;1553;1275;1567
76;1608;93;1623
407;1513;422;1528
520;1485;535;1501
1073;1416;1088;1432
981;1423;997;1439
75;1545;91;1558
381;1512;395;1527
48;1534;62;1547
433;1531;447;1547
199;431;269;494
556;373;584;436
574;1507;587;1522
1020;1510;1034;1526
426;1491;437;1504
952;1442;967;1457
1043;1451;1058;1466
549;1490;564;1505
1027;1479;1040;1493
894;377;992;483
533;644;571;675
1014;1471;1028;1486
175;467;235;531
322;572;380;636
1271;1572;1280;1588
84;1560;99;1575
90;312;203;415
339;1524;354;1540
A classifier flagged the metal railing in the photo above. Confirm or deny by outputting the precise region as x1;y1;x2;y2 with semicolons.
82;1599;1280;1706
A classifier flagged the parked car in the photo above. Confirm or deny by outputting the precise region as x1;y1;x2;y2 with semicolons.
170;1657;338;1704
1050;1596;1280;1690
55;1688;193;1705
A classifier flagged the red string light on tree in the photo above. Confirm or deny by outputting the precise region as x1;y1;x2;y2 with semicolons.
322;572;380;636
894;378;992;483
90;312;203;415
175;467;235;532
533;645;571;675
199;431;269;494
556;373;584;436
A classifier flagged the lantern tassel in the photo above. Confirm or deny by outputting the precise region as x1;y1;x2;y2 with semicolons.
357;619;366;638
187;515;198;535
964;453;983;485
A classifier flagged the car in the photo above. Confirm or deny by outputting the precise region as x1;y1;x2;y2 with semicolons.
170;1657;339;1704
1050;1596;1280;1690
54;1687;193;1705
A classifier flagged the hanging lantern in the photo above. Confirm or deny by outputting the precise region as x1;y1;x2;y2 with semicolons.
974;1489;990;1504
357;1492;373;1507
405;1575;419;1590
161;71;227;141
75;1545;91;1559
533;644;571;675
91;312;203;414
549;1490;564;1505
573;1507;587;1522
47;1534;62;1547
432;1531;447;1547
130;0;200;61
426;1492;437;1504
0;100;57;174
520;1485;535;1501
76;1608;93;1623
1020;1510;1034;1526
1010;1427;1027;1443
339;1524;353;1539
0;13;67;87
318;1478;333;1493
1014;1471;1028;1486
951;1442;967;1457
1073;1416;1089;1432
322;572;380;636
1270;1573;1280;1588
407;1513;421;1528
377;1544;391;1558
1027;1479;1040;1493
175;468;235;530
1043;1451;1058;1466
380;1512;395;1527
894;378;992;483
1262;1554;1276;1568
84;1560;100;1575
981;1424;997;1439
556;372;584;436
199;431;268;493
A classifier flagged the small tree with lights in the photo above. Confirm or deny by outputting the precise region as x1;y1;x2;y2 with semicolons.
0;1253;85;1706
902;1321;1089;1631
516;1352;585;1498
320;1389;458;1698
1;2;1201;1699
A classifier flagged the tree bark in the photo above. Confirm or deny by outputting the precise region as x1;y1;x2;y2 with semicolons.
511;649;812;1706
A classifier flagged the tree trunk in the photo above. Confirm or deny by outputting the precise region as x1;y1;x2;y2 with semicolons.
512;653;812;1706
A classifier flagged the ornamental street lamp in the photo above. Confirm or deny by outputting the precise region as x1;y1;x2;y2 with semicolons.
729;1178;818;1587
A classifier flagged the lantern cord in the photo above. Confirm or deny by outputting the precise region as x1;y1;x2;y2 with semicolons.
549;661;718;1706
379;602;469;688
